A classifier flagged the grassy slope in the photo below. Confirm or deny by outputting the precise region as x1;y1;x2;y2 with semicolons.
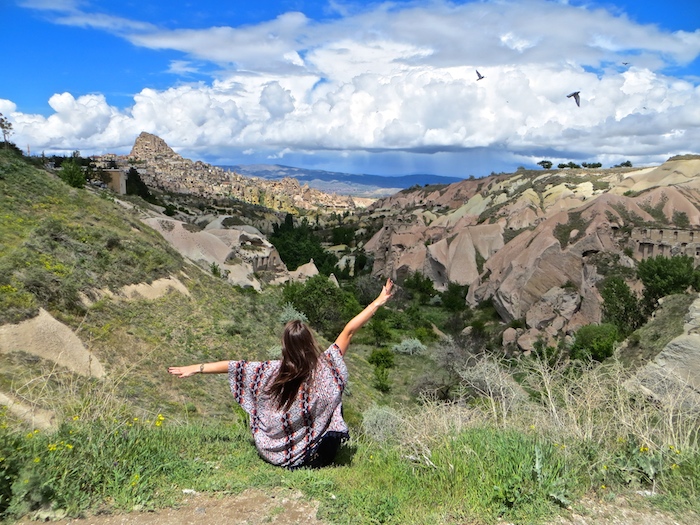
0;150;418;423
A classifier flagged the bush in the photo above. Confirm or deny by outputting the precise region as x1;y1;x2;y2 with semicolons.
361;405;402;443
277;302;309;325
392;338;426;355
570;323;619;362
368;348;395;369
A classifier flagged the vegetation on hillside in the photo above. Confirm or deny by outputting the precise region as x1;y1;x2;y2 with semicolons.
0;148;698;524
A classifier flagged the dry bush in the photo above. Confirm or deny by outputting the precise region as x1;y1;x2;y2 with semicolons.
379;354;699;465
458;357;529;427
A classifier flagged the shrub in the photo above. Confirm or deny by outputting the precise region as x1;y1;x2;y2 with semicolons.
277;302;309;324
361;405;402;443
570;323;619;362
368;348;395;369
392;338;426;355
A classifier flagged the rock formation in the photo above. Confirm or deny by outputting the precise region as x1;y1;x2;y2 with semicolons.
143;217;287;290
626;294;700;414
363;156;700;348
126;132;359;214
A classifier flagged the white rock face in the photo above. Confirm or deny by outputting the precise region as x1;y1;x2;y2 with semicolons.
0;308;105;378
627;294;700;412
143;217;287;290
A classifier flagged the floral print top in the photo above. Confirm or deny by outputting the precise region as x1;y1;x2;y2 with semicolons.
227;343;349;468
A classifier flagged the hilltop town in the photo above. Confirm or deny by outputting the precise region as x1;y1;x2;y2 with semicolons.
92;132;367;214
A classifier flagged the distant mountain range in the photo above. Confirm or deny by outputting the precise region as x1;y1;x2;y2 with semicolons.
219;164;464;197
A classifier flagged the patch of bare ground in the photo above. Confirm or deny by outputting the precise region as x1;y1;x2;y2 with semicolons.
546;495;697;525
12;492;697;525
13;488;328;525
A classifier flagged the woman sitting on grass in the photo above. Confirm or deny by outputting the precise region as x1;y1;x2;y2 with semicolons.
168;278;394;469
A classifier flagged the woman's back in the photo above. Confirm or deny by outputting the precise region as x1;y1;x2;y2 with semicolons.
228;343;349;468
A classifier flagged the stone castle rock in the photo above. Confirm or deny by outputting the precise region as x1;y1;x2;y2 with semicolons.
126;132;359;214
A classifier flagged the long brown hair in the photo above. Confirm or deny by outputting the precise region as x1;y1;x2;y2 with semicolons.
267;320;321;411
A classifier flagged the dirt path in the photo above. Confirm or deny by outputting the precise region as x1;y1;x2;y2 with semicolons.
14;488;328;525
12;491;696;525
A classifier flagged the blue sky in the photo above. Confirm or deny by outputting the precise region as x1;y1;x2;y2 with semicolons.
1;0;699;177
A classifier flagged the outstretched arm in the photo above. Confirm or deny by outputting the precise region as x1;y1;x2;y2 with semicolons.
334;278;394;356
168;361;230;378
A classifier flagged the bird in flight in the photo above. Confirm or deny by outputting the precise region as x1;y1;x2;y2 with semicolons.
622;62;630;65
567;91;581;107
476;70;485;81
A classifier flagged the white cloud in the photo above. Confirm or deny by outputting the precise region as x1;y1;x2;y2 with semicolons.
167;60;200;75
260;82;295;119
9;0;700;172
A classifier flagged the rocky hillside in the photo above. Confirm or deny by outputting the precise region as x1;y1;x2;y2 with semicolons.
126;132;361;213
361;155;700;350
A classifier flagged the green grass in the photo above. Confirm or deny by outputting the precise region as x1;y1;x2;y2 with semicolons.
3;358;698;525
0;150;184;324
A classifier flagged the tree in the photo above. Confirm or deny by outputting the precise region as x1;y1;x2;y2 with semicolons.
537;160;553;169
58;159;86;188
96;167;112;185
403;271;436;304
599;276;644;337
673;211;690;228
126;167;154;202
441;282;469;312
270;214;339;275
282;274;361;338
637;255;697;315
369;317;392;346
0;113;13;148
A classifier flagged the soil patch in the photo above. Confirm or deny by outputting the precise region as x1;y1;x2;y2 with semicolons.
14;488;328;525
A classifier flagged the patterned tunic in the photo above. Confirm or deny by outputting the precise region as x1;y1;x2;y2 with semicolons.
227;343;349;468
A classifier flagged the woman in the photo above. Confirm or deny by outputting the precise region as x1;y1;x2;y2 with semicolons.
168;278;394;469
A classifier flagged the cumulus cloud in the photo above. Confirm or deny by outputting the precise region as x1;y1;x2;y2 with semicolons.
8;0;700;173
